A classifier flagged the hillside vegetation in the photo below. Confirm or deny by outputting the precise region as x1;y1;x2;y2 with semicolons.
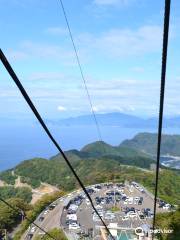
0;157;180;205
121;132;180;157
0;135;180;238
34;228;67;240
0;139;180;205
0;186;32;203
155;208;180;240
13;191;64;240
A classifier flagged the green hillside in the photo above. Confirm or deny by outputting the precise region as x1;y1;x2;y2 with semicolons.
0;138;180;238
80;140;149;158
121;132;180;156
155;208;180;240
1;157;180;205
50;140;155;169
0;186;32;203
0;139;180;206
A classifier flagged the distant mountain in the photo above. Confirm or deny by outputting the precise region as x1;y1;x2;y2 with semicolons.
46;112;180;128
47;112;145;127
120;132;180;157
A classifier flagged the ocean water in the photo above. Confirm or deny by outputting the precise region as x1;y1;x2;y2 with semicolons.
0;120;180;171
161;156;180;169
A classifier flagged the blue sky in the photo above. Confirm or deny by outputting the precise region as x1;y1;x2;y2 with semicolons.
0;0;180;119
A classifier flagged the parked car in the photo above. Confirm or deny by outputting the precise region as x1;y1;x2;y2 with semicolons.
48;204;56;210
122;216;129;221
44;210;49;215
30;226;36;233
26;234;33;239
139;214;145;219
69;223;80;230
38;216;45;222
163;204;171;210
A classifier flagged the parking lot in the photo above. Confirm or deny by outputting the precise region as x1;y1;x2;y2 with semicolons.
60;182;172;239
25;181;172;240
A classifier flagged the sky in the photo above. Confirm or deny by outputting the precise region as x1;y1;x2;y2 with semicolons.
0;0;180;120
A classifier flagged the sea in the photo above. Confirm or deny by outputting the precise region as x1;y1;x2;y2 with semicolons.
1;119;180;171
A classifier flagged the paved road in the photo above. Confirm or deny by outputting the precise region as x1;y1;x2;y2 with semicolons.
32;201;64;239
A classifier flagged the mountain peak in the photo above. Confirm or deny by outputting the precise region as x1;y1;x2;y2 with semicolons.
81;141;113;156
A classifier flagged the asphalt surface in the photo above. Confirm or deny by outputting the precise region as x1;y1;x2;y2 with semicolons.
24;183;170;240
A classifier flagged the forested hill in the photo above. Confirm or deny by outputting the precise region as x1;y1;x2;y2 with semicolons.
0;141;156;189
1;138;180;205
49;141;156;173
120;132;180;157
0;140;156;191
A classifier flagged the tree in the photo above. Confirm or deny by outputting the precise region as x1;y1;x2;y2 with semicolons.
0;198;30;231
34;228;67;240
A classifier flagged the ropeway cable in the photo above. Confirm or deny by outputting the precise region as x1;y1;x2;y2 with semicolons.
0;49;115;240
58;0;103;143
152;0;171;238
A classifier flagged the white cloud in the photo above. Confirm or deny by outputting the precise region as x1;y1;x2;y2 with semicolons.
94;0;119;5
92;104;135;113
7;40;89;66
21;41;71;59
7;23;165;65
29;72;65;81
7;50;27;61
132;67;144;72
85;79;138;91
93;0;135;6
93;25;163;57
57;106;67;111
92;106;99;112
76;24;164;58
45;27;67;36
6;41;76;66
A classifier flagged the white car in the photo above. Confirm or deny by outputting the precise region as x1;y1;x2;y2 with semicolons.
127;211;135;215
128;212;137;218
101;200;105;205
67;214;77;221
30;226;36;233
134;197;140;201
128;197;133;204
121;193;126;197
95;205;103;209
163;204;171;210
104;213;115;220
44;210;49;215
86;199;90;205
69;223;80;230
69;204;78;211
